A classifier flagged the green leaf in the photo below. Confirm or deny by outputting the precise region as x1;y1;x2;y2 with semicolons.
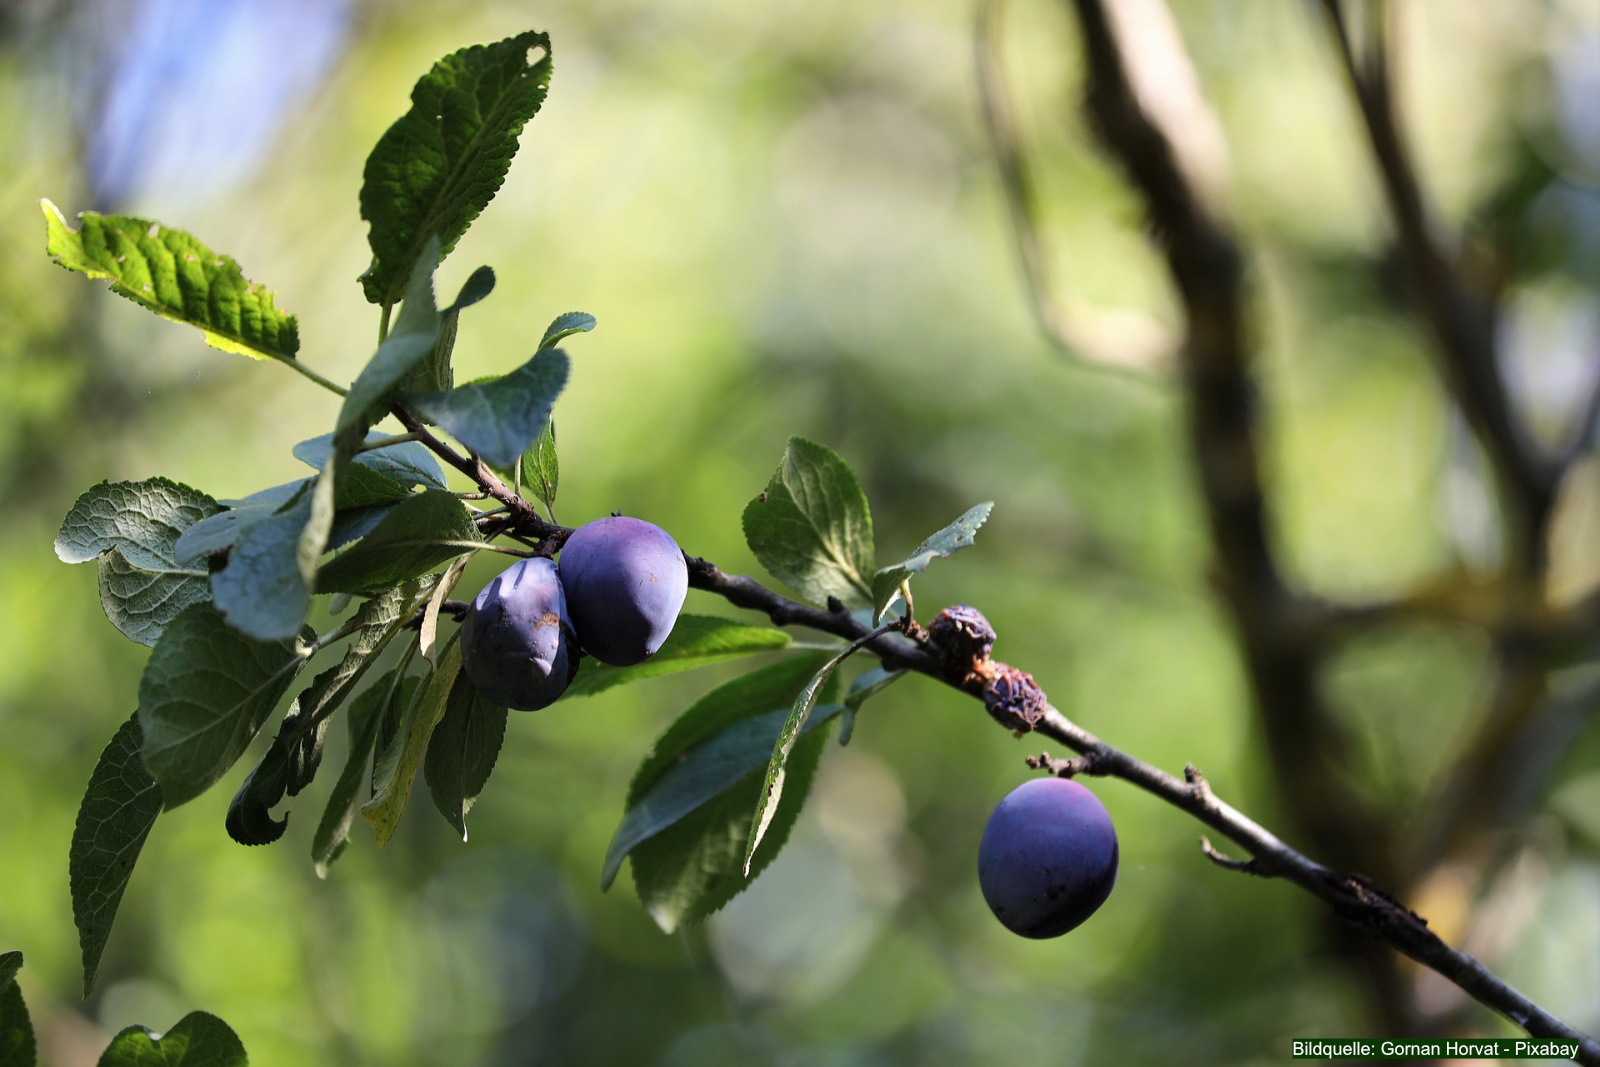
95;1011;247;1067
209;482;314;642
316;490;479;593
227;580;430;845
565;615;794;698
56;479;223;646
294;431;446;491
276;579;429;792
70;714;162;997
362;635;462;846
299;425;367;598
742;641;857;874
629;716;834;933
406;267;496;394
225;743;291;847
602;655;827;892
97;549;212;649
424;673;507;840
870;501;994;624
0;980;33;1067
340;239;442;432
742;436;875;608
138;603;307;809
358;31;552;305
41;199;298;361
522;420;560;518
311;667;409;877
56;478;222;569
402;348;568;470
0;952;19;990
838;666;904;746
226;568;428;848
539;311;595;349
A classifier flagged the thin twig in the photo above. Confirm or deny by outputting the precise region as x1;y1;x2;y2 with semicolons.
682;553;1598;1060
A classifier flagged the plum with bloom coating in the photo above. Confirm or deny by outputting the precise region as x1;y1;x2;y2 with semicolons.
977;777;1118;938
558;516;687;666
460;557;577;710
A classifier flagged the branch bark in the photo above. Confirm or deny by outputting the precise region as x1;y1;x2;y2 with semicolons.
679;556;1600;1063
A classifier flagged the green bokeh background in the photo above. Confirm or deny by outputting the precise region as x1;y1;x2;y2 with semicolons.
3;1;1600;1063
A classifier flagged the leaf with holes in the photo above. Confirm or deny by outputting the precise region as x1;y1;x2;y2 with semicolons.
358;32;552;305
41;200;298;361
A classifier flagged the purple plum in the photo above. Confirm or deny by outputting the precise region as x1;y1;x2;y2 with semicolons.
558;516;687;666
460;557;577;711
977;777;1118;938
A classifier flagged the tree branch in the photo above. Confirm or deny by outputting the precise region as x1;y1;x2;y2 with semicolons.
1063;0;1392;889
1319;0;1558;575
683;554;1598;1060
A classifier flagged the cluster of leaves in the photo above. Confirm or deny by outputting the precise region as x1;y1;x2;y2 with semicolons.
45;27;995;1006
1;951;249;1066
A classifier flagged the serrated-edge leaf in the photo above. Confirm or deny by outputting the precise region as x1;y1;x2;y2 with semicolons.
0;952;19;990
138;603;307;809
95;1011;247;1067
289;580;430;771
631;719;832;933
539;311;595;349
70;714;162;998
0;979;33;1067
294;430;447;491
871;501;994;623
316;489;478;593
603;703;844;893
838;666;905;746
312;666;406;877
742;436;875;608
41;199;299;361
55;478;222;569
210;481;314;642
340;238;442;431
401;347;568;470
358;32;552;305
361;635;462;846
565;615;794;698
625;654;829;808
420;555;471;664
742;642;857;874
524;419;559;516
97;548;211;648
424;673;507;841
602;655;829;890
